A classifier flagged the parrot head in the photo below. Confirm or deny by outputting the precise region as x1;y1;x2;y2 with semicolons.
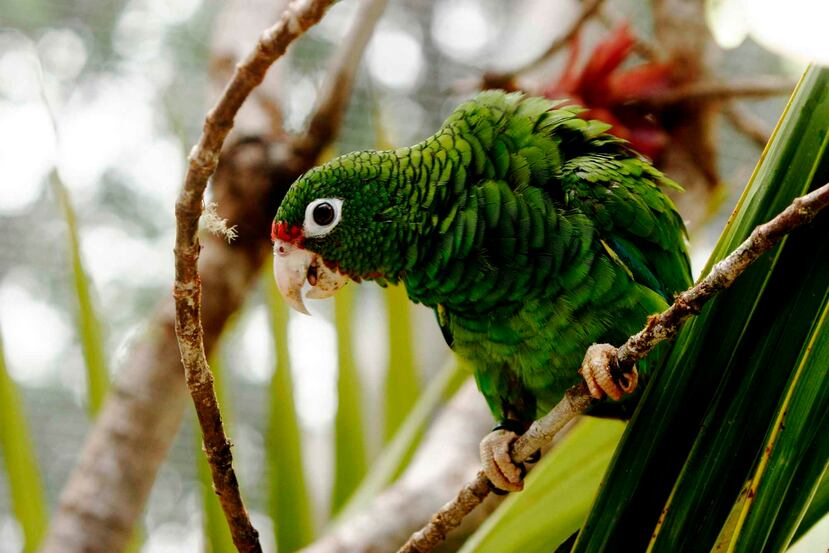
272;151;405;314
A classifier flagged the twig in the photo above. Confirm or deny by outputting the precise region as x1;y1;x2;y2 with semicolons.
641;77;796;107
597;8;773;149
724;102;772;148
514;0;605;75
595;5;661;61
617;182;829;367
292;0;388;159
42;0;379;550
173;1;335;552
481;0;605;89
396;385;590;553
397;182;829;553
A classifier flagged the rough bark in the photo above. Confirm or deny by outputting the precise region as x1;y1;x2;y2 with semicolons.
40;142;274;553
651;0;719;227
40;0;385;548
174;1;336;549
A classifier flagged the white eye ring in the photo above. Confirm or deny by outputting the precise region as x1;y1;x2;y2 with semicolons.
304;198;343;237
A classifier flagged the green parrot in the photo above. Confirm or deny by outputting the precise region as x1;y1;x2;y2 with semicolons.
272;90;691;491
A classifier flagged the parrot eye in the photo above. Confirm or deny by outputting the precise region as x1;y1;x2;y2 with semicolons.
304;198;343;237
313;202;335;225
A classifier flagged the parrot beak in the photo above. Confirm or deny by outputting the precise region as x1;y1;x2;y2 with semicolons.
273;239;349;314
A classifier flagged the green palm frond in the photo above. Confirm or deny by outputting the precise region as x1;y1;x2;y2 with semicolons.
0;333;48;553
574;65;829;553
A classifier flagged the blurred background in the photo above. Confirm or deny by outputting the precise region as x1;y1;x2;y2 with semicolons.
0;0;816;551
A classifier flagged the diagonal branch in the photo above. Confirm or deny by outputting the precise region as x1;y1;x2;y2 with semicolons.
640;77;797;107
481;0;606;89
291;0;388;160
173;1;335;551
724;102;773;148
42;1;383;551
397;181;829;553
595;4;661;61
300;381;499;553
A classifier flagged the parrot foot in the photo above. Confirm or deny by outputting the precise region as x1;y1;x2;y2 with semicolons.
578;343;638;401
480;428;525;493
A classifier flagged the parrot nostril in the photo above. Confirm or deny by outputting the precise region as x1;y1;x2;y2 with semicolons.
307;263;318;286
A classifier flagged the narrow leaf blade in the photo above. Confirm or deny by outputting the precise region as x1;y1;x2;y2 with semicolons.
337;359;466;520
52;172;109;415
331;285;368;513
574;65;829;553
731;292;829;552
384;284;420;442
265;273;316;549
0;332;48;553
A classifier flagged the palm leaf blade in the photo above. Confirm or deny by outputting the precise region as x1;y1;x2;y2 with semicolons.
0;333;48;553
265;273;316;549
574;66;829;552
52;173;109;415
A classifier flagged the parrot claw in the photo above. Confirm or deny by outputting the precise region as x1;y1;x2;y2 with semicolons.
578;343;638;401
480;429;524;493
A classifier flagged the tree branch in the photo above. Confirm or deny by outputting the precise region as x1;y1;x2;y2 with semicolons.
640;77;796;107
43;0;382;550
173;1;335;551
595;5;661;61
724;102;772;148
291;0;388;161
481;0;605;89
397;182;829;553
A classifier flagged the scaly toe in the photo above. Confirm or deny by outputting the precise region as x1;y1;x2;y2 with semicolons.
480;429;524;493
579;343;635;401
618;365;639;394
594;362;624;401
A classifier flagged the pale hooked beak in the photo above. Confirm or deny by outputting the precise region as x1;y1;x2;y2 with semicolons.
273;239;349;314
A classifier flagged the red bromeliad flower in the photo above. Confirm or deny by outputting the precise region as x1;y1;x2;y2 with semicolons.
542;23;673;160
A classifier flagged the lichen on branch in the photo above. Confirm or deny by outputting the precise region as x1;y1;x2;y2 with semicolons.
172;1;336;551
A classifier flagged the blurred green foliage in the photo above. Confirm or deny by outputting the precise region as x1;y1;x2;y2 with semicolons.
0;334;48;553
574;65;829;553
1;2;825;552
53;174;109;416
266;273;315;551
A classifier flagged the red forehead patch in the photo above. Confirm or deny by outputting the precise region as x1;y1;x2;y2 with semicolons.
271;221;305;248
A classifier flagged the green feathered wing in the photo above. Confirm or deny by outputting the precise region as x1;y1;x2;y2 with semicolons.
275;90;693;424
409;91;692;422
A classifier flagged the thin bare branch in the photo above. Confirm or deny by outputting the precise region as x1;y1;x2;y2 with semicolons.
43;0;380;550
397;182;829;553
292;0;388;159
618;182;829;367
724;102;772;148
395;385;590;553
481;0;605;89
173;1;335;551
641;77;796;107
597;6;773;150
595;5;661;61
